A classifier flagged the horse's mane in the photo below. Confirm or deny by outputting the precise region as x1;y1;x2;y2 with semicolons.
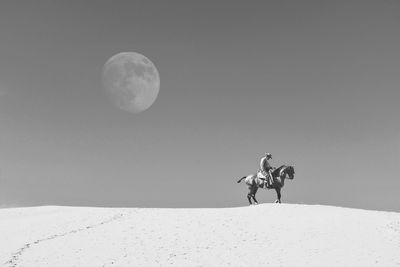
272;165;294;176
272;165;287;176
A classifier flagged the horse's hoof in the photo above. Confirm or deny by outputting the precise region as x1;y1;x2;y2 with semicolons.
254;202;258;205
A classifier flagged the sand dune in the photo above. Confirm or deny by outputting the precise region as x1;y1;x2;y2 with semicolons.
0;204;399;266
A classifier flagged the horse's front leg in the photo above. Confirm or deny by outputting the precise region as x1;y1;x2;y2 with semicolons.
275;188;281;203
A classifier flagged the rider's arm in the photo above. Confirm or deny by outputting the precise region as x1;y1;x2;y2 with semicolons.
265;160;272;170
260;157;265;171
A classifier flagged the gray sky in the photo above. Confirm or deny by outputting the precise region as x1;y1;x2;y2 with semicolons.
1;0;399;211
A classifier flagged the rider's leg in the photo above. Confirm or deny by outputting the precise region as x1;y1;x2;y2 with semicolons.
268;170;273;186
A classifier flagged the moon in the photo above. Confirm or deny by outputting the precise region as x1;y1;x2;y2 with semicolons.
102;52;160;113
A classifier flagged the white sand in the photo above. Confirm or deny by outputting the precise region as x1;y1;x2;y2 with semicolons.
0;204;399;266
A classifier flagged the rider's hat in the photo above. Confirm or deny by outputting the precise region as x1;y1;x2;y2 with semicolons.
265;152;272;159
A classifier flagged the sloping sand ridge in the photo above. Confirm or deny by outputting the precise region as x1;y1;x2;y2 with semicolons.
0;204;399;266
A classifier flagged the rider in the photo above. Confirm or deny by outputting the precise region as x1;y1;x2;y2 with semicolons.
260;152;275;187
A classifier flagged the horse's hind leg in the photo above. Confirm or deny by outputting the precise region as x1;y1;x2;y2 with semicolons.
252;195;258;205
247;192;253;205
251;187;259;205
275;188;281;203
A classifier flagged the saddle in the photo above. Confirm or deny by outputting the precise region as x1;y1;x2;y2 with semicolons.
256;171;273;188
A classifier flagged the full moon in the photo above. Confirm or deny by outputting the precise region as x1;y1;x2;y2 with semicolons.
102;52;160;113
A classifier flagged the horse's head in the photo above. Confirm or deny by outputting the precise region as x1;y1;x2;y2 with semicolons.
285;166;295;180
273;165;295;181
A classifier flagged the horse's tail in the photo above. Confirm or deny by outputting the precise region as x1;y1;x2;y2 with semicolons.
237;176;246;183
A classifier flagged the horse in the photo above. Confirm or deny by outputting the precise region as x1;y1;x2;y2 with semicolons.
237;165;295;205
